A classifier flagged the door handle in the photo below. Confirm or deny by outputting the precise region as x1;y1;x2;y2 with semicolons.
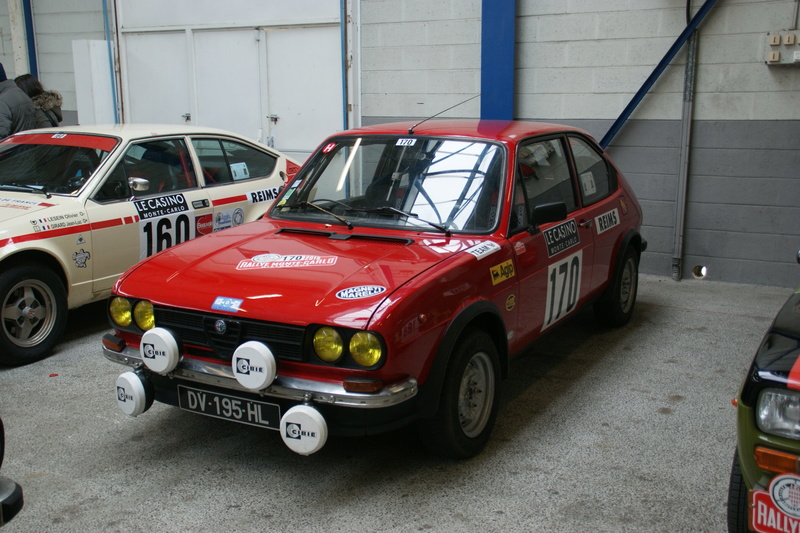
579;219;593;228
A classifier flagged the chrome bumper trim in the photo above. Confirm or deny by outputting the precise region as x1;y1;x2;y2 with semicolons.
103;346;417;409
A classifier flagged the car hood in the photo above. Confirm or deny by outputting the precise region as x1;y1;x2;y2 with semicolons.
0;194;64;225
116;221;488;329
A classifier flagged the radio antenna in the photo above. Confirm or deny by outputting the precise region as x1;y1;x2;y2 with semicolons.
408;94;480;134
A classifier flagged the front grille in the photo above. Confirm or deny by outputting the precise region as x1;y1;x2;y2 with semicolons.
154;307;305;362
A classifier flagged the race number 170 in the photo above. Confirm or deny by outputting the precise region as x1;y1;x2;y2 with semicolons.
542;250;582;330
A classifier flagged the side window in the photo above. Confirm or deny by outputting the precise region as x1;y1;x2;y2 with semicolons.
94;139;197;202
569;136;616;206
192;138;278;186
517;138;576;212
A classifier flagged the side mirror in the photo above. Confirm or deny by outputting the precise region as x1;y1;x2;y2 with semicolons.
529;202;567;234
128;177;150;192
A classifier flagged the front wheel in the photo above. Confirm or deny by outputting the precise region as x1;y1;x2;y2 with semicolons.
594;247;639;327
727;450;749;533
0;265;67;366
418;330;500;459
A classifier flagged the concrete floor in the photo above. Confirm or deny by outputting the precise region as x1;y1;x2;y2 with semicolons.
0;274;793;532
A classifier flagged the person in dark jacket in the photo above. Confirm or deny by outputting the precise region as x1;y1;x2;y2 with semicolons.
15;73;62;128
0;63;36;139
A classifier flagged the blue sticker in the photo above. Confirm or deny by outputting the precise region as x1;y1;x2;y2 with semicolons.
212;296;243;313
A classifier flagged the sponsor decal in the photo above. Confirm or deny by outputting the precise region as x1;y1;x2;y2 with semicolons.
514;241;526;255
285;422;316;440
619;197;628;215
232;207;244;226
117;386;133;403
465;241;501;260
336;285;387;300
751;474;800;533
142;343;166;360
505;294;516;311
72;249;90;268
76;234;86;245
4;197;54;208
579;171;597;196
542;219;580;258
211;296;243;313
595;208;620;235
214;210;234;231
322;142;336;153
249;188;281;203
237;254;338;270
196;214;213;235
133;193;188;220
235;357;264;376
396;138;416;146
490;260;515;285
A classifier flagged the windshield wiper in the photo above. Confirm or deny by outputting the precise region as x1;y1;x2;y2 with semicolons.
365;205;451;236
285;200;354;229
0;183;51;198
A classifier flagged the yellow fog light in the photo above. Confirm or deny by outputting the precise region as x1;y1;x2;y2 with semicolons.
350;332;382;367
133;300;155;331
313;327;343;363
109;297;132;327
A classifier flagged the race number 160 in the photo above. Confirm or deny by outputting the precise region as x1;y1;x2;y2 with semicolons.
140;213;193;258
542;250;582;330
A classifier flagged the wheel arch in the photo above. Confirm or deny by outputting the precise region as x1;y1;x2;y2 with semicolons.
416;300;508;419
1;250;69;297
612;229;645;277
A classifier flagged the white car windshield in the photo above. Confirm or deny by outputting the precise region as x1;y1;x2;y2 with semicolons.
273;135;505;234
0;137;113;196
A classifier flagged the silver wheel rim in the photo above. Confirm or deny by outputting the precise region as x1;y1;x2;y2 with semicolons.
2;279;58;348
458;351;495;438
619;257;637;314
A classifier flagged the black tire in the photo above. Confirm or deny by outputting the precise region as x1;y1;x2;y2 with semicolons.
594;247;638;327
727;450;749;533
0;264;67;366
418;330;500;459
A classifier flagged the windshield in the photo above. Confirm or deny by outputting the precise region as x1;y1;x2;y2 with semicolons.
0;134;116;196
272;135;505;234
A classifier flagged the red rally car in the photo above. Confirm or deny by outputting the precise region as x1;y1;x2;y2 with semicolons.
102;119;646;457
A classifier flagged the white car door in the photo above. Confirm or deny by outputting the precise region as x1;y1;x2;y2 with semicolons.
89;137;214;294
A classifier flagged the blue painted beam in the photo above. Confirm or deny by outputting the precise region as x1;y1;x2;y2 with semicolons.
480;0;516;120
599;0;719;148
22;0;37;77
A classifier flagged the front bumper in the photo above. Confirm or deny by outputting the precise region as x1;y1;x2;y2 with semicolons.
103;343;418;410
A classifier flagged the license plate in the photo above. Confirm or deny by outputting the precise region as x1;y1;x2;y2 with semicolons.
178;385;280;429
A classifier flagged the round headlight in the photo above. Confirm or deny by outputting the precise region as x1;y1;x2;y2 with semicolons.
350;332;382;367
133;300;155;331
313;327;343;363
109;297;132;327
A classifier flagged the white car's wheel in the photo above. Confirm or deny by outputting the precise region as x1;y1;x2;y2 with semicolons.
0;265;67;366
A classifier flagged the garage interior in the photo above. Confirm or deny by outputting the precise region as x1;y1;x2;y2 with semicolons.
0;0;798;531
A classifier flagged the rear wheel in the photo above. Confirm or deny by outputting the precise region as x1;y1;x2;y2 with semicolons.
419;330;500;459
0;265;67;366
594;247;638;327
727;450;749;533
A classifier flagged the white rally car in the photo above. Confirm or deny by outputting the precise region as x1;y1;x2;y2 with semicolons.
0;124;299;366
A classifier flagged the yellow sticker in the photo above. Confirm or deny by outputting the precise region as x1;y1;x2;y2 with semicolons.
490;260;515;285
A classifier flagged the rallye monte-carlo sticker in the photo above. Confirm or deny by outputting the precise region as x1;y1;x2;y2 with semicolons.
750;473;800;533
237;253;338;270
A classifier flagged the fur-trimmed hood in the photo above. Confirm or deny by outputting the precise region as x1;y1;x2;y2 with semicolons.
31;90;62;113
